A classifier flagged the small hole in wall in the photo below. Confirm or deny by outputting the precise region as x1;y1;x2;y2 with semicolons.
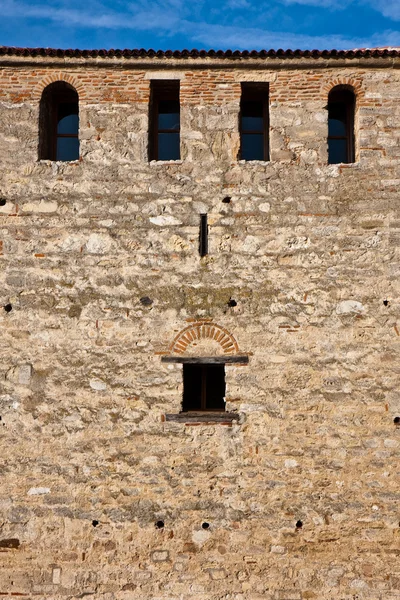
4;304;12;313
92;520;99;527
0;198;6;207
227;298;237;307
140;296;153;306
383;300;390;307
155;520;164;529
296;520;303;529
222;196;231;204
202;522;210;530
394;417;400;424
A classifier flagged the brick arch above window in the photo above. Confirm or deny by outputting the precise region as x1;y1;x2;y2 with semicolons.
322;77;363;99
169;321;240;356
33;73;86;102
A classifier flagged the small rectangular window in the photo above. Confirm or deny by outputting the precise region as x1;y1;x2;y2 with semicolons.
149;80;180;161
182;364;225;412
199;214;208;257
328;89;355;164
239;83;269;161
56;102;79;161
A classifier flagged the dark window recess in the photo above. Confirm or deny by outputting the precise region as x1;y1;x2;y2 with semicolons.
328;88;355;164
199;214;208;256
149;80;180;161
182;364;225;412
239;83;269;161
39;81;79;161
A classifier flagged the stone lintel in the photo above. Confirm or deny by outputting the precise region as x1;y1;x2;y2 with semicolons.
161;355;249;364
164;412;239;424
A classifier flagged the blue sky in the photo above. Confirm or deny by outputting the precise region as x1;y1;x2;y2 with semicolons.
0;0;399;51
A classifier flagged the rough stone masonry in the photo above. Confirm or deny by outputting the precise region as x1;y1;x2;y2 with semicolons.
0;46;399;600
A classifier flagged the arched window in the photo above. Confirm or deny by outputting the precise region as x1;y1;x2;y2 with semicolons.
327;86;355;164
39;81;79;161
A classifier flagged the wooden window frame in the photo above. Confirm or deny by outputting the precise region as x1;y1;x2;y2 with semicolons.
327;88;355;164
182;362;226;413
149;80;180;161
239;82;270;161
39;82;79;162
161;356;248;424
52;96;79;161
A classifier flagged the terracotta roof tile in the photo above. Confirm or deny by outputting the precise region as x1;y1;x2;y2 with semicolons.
0;46;399;59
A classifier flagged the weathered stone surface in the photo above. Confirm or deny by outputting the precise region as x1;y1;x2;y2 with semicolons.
0;52;399;600
27;487;51;496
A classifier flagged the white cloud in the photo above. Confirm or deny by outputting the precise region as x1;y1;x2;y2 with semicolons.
277;0;400;21
181;20;400;50
0;0;182;31
226;0;252;8
279;0;351;6
365;0;400;21
0;0;400;50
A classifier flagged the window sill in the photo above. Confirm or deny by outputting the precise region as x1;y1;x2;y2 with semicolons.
328;161;360;167
149;159;183;165
37;159;81;165
163;412;239;425
237;159;271;165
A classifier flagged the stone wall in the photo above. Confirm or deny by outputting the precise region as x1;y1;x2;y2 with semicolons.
0;53;399;600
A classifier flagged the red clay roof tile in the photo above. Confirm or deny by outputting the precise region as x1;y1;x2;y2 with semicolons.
0;46;399;59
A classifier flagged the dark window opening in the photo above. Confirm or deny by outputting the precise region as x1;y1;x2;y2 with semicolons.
239;83;269;161
199;214;208;256
182;364;225;412
328;87;355;164
149;80;180;161
39;81;79;161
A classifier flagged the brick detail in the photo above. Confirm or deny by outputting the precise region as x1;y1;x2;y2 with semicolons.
322;76;363;98
169;322;240;355
0;68;149;104
181;73;240;105
32;72;87;101
0;66;372;105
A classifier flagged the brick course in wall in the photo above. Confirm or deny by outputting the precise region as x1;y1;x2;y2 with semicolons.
0;50;400;600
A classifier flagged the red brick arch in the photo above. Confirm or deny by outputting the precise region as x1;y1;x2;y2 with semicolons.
170;321;240;356
32;73;87;102
322;77;363;99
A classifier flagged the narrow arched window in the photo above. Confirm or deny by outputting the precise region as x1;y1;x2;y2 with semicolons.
327;87;355;164
39;81;79;161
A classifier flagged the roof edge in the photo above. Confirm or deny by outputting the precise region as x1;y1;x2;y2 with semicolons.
1;46;400;60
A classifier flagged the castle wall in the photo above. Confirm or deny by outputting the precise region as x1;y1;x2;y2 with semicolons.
0;56;399;600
